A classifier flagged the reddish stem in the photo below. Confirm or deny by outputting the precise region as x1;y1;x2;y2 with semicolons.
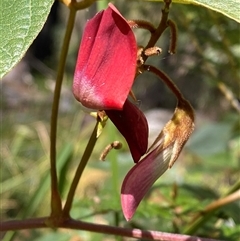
143;0;171;62
0;217;221;241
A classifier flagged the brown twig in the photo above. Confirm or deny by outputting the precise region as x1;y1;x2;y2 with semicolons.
184;190;240;234
128;19;156;33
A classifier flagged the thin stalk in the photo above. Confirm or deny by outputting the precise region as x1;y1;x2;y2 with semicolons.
183;174;240;235
49;7;76;217
143;0;171;62
203;190;240;213
184;190;240;235
63;121;99;217
218;82;240;113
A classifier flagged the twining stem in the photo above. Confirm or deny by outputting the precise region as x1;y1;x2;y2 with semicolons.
62;121;99;217
143;0;172;62
134;0;172;80
201;190;240;214
49;7;76;217
183;180;240;234
183;190;240;235
218;82;240;113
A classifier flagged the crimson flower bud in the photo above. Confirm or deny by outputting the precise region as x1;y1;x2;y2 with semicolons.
73;3;137;110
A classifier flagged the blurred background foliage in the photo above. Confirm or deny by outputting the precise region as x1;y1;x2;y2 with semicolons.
1;0;239;240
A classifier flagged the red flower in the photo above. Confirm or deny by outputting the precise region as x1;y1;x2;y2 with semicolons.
72;3;195;221
73;3;137;110
73;3;147;163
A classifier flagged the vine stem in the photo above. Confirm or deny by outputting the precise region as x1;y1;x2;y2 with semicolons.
217;82;240;113
184;189;240;235
0;218;221;241
143;0;171;62
133;0;172;82
201;190;240;214
49;6;76;217
62;121;99;217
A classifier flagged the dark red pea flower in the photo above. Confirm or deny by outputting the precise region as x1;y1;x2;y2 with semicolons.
105;99;149;163
73;3;137;110
72;2;195;221
73;3;147;162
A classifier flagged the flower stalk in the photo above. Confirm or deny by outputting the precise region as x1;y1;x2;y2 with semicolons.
63;114;106;217
49;6;76;217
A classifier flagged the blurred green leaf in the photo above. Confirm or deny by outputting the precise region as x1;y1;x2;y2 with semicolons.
145;0;240;23
221;225;240;241
34;232;72;241
58;147;74;196
178;184;219;200
2;143;74;241
223;202;240;223
23;142;74;217
188;123;232;156
0;0;55;78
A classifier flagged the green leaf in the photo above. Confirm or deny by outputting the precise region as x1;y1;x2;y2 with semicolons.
34;232;72;241
187;123;232;156
0;0;55;78
145;0;240;23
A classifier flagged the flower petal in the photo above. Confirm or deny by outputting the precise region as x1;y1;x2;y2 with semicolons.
121;145;173;221
121;99;195;221
105;99;149;163
73;3;137;110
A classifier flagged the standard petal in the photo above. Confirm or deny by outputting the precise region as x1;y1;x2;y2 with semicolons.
73;3;137;110
105;99;149;163
121;145;173;221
